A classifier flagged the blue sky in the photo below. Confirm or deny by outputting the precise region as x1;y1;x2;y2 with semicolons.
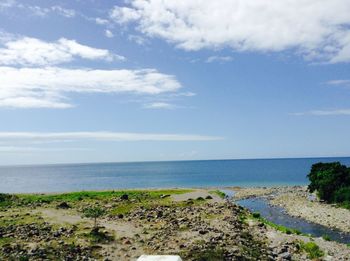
0;0;350;165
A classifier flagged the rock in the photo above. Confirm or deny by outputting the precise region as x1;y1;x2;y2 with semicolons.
205;195;213;199
56;202;71;209
160;194;170;199
278;252;291;260
199;230;208;235
117;214;124;219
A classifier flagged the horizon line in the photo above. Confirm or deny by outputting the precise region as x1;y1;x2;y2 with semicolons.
1;155;350;168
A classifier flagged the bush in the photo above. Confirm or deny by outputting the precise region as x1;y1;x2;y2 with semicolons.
307;162;350;204
252;212;261;218
299;241;324;259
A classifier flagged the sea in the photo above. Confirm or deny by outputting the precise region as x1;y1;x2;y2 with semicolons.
1;157;350;193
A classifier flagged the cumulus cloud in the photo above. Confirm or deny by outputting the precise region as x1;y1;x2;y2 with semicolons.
0;132;223;142
0;36;124;66
0;67;182;108
110;0;350;63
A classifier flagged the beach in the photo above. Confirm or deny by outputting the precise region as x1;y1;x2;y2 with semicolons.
1;187;350;260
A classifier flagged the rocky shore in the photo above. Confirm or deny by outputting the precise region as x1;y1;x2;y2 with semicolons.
233;186;350;233
1;188;349;260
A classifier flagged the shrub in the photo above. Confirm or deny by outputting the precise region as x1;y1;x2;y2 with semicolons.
252;212;261;218
83;206;106;230
299;241;324;259
307;162;350;204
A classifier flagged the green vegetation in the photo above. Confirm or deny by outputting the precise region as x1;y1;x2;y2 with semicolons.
299;241;324;259
4;189;191;207
83;207;106;229
308;162;350;208
322;234;331;241
209;190;226;199
250;213;302;235
252;212;261;218
187;247;225;261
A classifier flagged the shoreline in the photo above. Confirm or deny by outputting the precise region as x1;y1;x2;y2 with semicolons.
1;187;350;260
231;186;350;234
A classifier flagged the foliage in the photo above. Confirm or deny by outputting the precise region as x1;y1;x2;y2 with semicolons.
83;206;106;228
252;212;260;218
251;213;302;235
0;193;18;207
308;162;350;205
209;190;226;199
16;189;191;205
322;234;331;241
299;241;324;259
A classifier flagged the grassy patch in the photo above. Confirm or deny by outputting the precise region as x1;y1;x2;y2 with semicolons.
322;234;331;241
209;190;226;199
251;213;302;235
187;247;225;261
0;237;14;247
16;189;192;205
110;204;135;216
85;230;114;244
299;241;324;259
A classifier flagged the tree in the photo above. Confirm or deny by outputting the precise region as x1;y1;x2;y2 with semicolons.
83;206;106;231
307;162;350;203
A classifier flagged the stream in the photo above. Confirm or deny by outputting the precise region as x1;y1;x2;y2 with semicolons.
220;189;350;244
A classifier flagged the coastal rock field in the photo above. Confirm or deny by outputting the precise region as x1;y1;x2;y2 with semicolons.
0;188;349;260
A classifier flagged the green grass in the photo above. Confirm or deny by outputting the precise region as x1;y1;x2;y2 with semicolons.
209;190;226;199
250;213;302;235
322;234;331;241
299;241;324;259
16;189;192;205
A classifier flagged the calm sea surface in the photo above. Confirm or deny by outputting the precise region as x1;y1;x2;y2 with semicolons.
1;157;350;193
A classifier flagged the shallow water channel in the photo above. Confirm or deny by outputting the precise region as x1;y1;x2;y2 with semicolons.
220;189;350;244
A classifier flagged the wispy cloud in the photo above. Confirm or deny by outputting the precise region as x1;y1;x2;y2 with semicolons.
0;132;223;142
206;56;233;63
110;0;350;63
0;146;90;153
105;30;114;38
0;36;124;66
143;102;174;109
326;79;350;87
291;109;350;116
0;67;182;108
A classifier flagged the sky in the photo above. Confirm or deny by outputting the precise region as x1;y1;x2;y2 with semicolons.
0;0;350;165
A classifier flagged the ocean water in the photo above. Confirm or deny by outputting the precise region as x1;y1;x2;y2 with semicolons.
1;157;350;193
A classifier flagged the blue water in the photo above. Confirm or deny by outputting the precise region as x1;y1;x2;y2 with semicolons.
237;197;350;244
1;157;350;193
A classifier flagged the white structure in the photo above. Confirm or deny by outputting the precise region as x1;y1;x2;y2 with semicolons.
137;255;182;261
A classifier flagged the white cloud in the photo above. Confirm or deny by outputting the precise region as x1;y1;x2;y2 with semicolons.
326;79;350;86
95;17;109;25
128;35;148;45
0;36;123;66
0;132;223;142
110;6;141;24
105;30;114;38
0;67;182;108
0;0;15;10
206;56;233;63
291;109;350;116
110;0;350;63
144;102;174;109
0;146;90;153
25;5;76;18
51;6;76;18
